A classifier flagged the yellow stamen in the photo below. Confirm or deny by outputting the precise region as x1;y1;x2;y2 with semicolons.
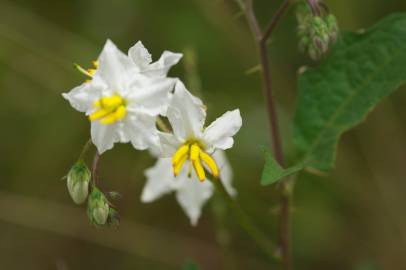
173;154;188;176
172;144;189;166
114;105;127;121
172;142;219;182
192;159;206;181
90;95;127;125
99;113;117;124
74;63;92;77
200;151;219;178
89;108;110;121
190;144;200;161
87;68;97;76
92;60;99;68
95;95;123;109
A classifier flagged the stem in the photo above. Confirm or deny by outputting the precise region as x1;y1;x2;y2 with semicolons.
212;178;280;261
236;0;292;268
78;138;93;161
91;151;101;187
262;0;291;43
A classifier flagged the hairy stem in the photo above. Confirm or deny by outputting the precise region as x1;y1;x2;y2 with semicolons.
212;178;280;261
235;0;292;268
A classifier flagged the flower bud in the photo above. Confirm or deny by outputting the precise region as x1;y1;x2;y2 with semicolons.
66;161;91;204
296;0;339;60
87;187;110;226
325;14;338;43
87;187;120;227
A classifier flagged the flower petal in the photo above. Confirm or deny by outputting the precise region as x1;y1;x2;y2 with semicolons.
213;151;237;197
123;113;160;151
167;80;206;140
203;109;242;151
90;121;118;154
62;76;107;113
143;51;183;77
141;158;177;203
97;39;131;90
157;132;182;158
128;41;152;70
127;77;175;116
175;173;213;226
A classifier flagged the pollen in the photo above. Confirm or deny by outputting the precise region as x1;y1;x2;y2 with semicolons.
89;94;127;125
172;142;219;182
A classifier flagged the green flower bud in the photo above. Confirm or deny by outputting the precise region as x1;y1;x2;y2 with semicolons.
325;14;338;43
67;160;91;204
296;0;339;60
87;187;110;226
87;187;120;227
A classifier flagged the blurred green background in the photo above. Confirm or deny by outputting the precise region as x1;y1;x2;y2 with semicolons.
0;0;406;269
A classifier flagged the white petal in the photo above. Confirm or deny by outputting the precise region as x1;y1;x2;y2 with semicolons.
175;174;213;226
62;76;107;113
213;151;237;197
167;80;206;140
203;109;242;151
141;158;177;203
97;39;131;90
128;41;152;70
143;51;183;77
90;121;118;154
123;113;160;151
158;132;182;157
127;77;175;116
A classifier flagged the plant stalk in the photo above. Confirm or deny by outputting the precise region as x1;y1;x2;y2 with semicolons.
235;0;292;269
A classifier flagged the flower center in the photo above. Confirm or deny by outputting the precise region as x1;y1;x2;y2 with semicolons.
89;94;127;125
172;141;219;182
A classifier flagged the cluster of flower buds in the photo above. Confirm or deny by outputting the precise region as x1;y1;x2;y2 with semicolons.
65;160;119;227
87;187;120;227
296;0;339;60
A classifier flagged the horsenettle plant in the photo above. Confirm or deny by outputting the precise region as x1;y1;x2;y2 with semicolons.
62;0;406;268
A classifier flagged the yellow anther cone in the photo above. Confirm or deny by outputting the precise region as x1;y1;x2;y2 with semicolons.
200;151;219;178
192;159;206;181
172;144;189;166
190;144;200;161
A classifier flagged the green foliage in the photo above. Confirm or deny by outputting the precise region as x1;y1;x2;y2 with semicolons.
293;13;406;171
261;151;304;186
181;260;200;270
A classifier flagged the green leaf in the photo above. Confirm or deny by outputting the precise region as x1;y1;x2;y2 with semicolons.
293;13;406;171
181;260;200;270
261;151;304;186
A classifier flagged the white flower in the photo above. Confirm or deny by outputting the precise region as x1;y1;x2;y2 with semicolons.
128;41;183;78
63;40;180;154
158;80;242;182
141;151;236;225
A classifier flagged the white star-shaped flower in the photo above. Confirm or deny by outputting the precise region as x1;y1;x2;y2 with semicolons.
141;150;236;225
158;80;242;182
63;40;181;153
140;80;242;225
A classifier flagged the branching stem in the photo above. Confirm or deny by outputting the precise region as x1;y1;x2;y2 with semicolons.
234;0;292;269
